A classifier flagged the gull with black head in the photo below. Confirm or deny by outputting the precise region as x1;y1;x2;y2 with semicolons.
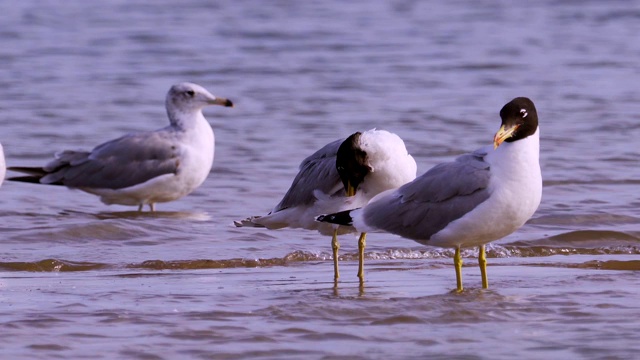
8;82;233;211
318;97;542;291
236;129;417;281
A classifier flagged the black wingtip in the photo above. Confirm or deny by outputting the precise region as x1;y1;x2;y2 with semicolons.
315;210;354;226
6;175;44;184
7;166;47;177
225;99;234;107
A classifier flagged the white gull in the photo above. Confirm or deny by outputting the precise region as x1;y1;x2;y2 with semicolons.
318;97;542;291
8;82;233;211
236;129;417;281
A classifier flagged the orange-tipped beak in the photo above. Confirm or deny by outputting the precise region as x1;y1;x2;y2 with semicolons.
493;124;520;149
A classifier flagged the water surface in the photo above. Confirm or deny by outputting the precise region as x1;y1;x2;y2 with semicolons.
1;0;639;358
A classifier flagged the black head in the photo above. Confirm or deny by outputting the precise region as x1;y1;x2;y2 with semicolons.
336;132;371;196
494;97;538;147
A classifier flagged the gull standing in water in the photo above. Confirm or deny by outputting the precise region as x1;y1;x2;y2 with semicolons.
318;98;542;291
8;83;233;211
236;129;417;281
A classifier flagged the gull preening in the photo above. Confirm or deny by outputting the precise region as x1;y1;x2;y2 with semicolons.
236;129;417;281
318;98;542;291
8;83;233;211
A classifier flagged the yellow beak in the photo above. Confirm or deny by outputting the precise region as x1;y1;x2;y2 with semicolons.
493;124;520;149
210;97;234;107
346;181;356;197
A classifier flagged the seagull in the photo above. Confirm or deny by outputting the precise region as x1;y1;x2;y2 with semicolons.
0;142;5;188
317;97;542;291
8;82;233;211
235;129;417;281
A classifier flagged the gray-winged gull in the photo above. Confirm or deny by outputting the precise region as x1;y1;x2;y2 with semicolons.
8;82;233;211
318;97;542;291
236;129;417;281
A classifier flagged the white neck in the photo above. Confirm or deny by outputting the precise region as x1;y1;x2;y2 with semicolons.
486;128;541;189
492;127;538;159
168;108;206;130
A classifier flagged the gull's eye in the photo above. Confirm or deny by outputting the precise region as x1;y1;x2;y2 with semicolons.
186;90;195;97
520;109;528;118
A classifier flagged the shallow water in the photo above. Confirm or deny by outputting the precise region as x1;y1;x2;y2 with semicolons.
1;0;640;359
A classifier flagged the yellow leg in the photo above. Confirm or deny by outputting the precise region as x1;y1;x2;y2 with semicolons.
357;232;367;280
454;247;463;292
479;245;489;289
332;228;340;280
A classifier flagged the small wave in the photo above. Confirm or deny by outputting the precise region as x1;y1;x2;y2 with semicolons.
596;10;640;22
126;250;326;270
0;259;108;272
530;259;640;272
493;246;640;258
570;260;640;271
509;230;640;248
566;61;631;69
370;315;425;325
94;211;211;221
436;63;522;71
543;179;640;187
127;258;281;270
11;222;150;242
4;241;639;273
124;244;640;271
528;214;640;226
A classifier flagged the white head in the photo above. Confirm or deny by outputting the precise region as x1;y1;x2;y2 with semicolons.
165;82;233;127
336;129;416;198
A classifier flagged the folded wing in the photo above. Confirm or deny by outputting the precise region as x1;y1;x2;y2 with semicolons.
10;132;180;190
362;150;492;241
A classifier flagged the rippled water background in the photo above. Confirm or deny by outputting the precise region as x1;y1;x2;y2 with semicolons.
1;1;640;358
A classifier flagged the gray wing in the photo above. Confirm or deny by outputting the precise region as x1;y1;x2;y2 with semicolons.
40;131;180;189
363;149;491;241
272;138;345;212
